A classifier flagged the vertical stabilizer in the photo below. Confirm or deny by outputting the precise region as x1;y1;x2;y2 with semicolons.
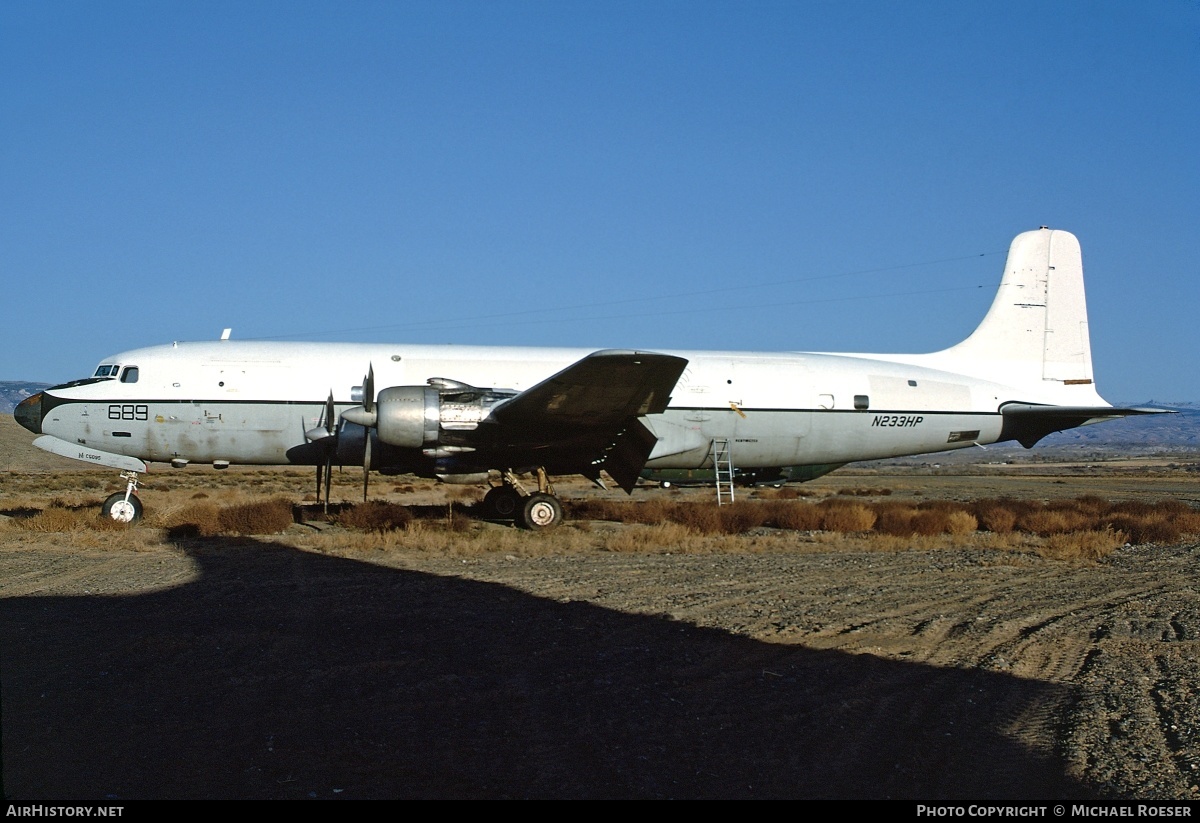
929;228;1097;393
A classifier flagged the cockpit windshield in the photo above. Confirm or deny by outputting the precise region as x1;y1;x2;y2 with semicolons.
94;365;119;378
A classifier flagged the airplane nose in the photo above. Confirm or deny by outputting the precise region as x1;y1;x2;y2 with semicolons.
14;392;43;434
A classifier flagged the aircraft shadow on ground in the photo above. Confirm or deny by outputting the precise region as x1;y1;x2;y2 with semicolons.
1;540;1093;800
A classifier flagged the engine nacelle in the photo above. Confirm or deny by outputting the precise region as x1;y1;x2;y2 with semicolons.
374;384;515;449
375;386;438;448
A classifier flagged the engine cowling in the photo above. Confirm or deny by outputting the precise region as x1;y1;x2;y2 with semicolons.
374;384;516;449
375;386;438;448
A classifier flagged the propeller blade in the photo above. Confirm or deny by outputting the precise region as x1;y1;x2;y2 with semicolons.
362;430;372;502
318;391;337;514
363;365;375;414
324;454;333;513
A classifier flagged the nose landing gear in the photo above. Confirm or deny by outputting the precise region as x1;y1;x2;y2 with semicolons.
101;471;143;523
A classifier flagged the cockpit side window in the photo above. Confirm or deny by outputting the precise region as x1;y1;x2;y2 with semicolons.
120;366;139;383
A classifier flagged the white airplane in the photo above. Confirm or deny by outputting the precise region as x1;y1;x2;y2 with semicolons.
15;228;1160;528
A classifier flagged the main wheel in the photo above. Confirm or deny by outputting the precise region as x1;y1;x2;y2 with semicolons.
482;486;521;519
518;492;562;530
101;492;143;524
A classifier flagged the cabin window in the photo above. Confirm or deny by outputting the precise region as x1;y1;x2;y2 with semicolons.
854;394;869;410
120;366;139;384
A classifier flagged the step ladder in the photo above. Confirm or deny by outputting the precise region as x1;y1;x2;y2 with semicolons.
710;438;735;505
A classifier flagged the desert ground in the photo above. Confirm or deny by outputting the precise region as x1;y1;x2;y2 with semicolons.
2;415;1200;800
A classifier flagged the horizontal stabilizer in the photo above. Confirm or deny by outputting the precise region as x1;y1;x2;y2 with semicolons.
999;404;1173;449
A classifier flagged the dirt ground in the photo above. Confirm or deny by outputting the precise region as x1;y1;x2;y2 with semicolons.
3;416;1200;799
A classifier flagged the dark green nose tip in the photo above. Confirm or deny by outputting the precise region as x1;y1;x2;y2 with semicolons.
14;392;43;434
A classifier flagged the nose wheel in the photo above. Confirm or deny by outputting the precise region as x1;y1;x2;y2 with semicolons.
101;472;144;523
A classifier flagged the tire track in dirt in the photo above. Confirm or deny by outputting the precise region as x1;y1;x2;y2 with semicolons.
423;544;1200;798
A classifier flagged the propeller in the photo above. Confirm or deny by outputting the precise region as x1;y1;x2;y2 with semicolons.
362;367;372;503
337;365;378;502
362;366;374;501
321;392;335;511
305;391;338;513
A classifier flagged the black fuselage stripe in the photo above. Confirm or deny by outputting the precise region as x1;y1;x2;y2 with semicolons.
44;395;1003;417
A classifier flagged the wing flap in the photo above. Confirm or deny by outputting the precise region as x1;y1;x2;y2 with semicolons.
595;418;661;493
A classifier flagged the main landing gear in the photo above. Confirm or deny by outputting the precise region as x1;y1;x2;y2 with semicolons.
482;468;564;530
101;471;144;524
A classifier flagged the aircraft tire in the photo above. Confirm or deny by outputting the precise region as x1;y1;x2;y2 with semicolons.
518;493;562;530
101;492;143;524
482;486;521;519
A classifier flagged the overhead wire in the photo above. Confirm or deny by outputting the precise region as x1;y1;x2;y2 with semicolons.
247;249;1004;341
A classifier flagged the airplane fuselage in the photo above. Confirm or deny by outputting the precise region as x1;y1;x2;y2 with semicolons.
29;339;1032;474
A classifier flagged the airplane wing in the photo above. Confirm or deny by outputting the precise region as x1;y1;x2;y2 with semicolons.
489;349;688;491
999;403;1173;448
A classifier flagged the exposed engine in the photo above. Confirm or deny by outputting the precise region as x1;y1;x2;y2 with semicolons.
373;379;517;452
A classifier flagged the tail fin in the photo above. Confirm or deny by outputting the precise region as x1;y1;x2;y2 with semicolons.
918;227;1172;444
929;227;1099;396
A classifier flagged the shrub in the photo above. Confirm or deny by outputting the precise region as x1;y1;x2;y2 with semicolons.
820;502;876;532
765;501;823;531
673;503;722;534
971;500;1018;534
873;503;918;536
634;498;677;526
716;501;768;534
22;505;87;532
1018;509;1090;536
217;498;296;535
911;510;949;536
1059;495;1109;516
943;510;979;536
164;501;222;537
1104;514;1181;545
335;501;414;532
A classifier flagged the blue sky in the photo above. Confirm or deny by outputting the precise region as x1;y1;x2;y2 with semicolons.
4;1;1197;402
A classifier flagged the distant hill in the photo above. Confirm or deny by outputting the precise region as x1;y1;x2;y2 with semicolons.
1039;402;1200;450
0;381;50;414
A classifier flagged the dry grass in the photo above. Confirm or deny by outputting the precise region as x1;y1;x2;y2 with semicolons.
1038;528;1130;562
4;468;1199;564
18;502;128;533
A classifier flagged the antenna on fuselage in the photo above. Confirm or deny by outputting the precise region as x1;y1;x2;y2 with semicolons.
220;328;232;340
